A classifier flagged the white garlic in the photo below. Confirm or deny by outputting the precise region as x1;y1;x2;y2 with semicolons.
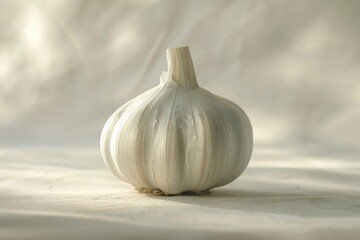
100;46;253;195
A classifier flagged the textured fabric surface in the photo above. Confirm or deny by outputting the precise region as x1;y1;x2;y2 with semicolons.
1;148;359;240
1;0;359;152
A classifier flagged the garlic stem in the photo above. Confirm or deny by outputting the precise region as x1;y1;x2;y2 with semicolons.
166;46;199;88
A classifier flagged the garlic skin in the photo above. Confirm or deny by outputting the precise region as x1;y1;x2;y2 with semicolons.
100;46;253;195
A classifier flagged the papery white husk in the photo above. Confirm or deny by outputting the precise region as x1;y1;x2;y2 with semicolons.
100;46;253;195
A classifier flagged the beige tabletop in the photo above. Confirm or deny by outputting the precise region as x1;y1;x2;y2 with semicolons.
1;148;359;240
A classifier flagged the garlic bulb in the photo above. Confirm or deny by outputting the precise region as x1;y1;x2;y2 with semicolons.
100;46;253;195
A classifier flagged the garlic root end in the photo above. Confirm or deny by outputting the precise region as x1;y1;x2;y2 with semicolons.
134;186;211;196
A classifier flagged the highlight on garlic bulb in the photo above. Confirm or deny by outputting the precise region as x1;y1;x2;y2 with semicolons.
100;46;253;195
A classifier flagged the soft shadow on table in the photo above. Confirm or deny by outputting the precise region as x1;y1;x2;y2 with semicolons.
144;188;360;217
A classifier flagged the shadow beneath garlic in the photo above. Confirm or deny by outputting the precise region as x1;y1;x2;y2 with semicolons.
143;187;360;218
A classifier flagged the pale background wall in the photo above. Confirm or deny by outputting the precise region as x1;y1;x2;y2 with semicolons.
0;0;359;158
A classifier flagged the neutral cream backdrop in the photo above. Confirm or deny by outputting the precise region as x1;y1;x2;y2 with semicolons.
0;0;359;154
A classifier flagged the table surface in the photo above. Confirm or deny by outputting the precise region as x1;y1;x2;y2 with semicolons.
0;148;359;240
